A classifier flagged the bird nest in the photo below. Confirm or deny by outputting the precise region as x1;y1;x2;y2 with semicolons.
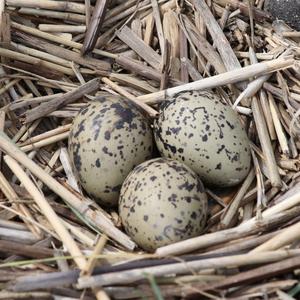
0;0;300;299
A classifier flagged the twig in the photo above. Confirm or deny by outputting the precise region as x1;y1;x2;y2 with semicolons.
6;0;86;14
192;255;300;292
4;155;87;270
151;0;165;56
117;25;161;70
192;0;242;73
137;57;294;104
101;77;158;118
77;250;300;288
0;131;136;250
25;78;99;123
251;95;282;187
82;0;109;55
155;202;300;256
220;169;255;229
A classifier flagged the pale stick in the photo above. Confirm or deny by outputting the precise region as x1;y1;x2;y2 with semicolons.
192;0;241;73
0;171;42;238
252;96;282;187
136;57;295;104
81;235;110;300
156;191;300;256
151;0;165;56
0;48;74;76
101;77;158;118
4;155;87;269
269;92;290;155
25;78;99;123
17;8;86;23
77;249;300;288
11;22;117;59
19;124;72;146
11;42;72;68
20;132;69;153
220;168;255;229
6;0;86;14
38;24;86;33
0;131;136;250
82;0;109;55
0;226;38;244
251;220;300;253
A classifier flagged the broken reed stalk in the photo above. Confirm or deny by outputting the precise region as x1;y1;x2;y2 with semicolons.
20;132;69;153
25;78;99;123
101;77;158;118
82;0;109;55
38;24;86;33
4;155;87;270
0;47;74;76
117;25;161;70
0;131;136;250
11;43;71;68
156;198;300;256
251;96;282;187
251;220;300;253
12;231;284;291
268;92;290;155
2;0;300;296
259;89;277;140
0;239;54;259
220;168;255;229
137;57;294;104
0;171;42;238
16;8;86;23
6;0;86;14
19;124;72;146
81;235;110;300
0;226;38;244
213;0;272;21
151;0;165;57
188;255;300;293
77;250;300;288
11;22;116;61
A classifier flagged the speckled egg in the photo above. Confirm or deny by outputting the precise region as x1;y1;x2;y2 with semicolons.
68;97;153;206
119;158;207;251
153;90;251;187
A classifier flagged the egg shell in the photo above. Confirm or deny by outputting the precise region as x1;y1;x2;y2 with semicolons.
119;158;208;251
153;90;251;187
68;97;153;206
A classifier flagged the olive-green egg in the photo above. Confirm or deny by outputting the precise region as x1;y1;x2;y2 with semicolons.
153;90;251;187
68;97;153;206
119;158;208;251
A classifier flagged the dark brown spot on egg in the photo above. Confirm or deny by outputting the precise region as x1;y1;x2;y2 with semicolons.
95;158;101;168
215;163;222;170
